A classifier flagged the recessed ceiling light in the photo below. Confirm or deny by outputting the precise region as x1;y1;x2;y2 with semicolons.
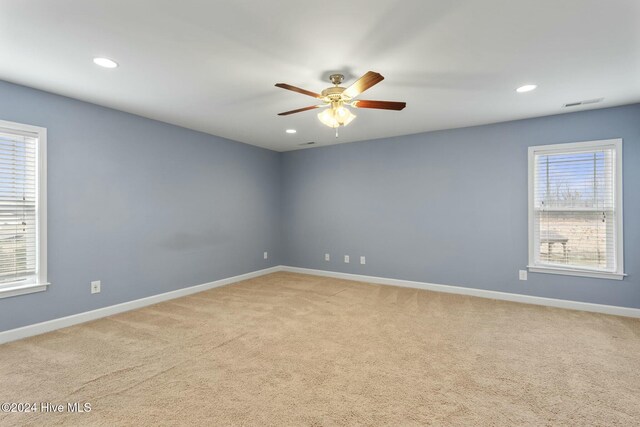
285;129;297;134
516;84;537;93
93;57;118;68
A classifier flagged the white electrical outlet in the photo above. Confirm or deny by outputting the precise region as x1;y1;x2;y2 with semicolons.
360;256;366;265
263;251;268;260
91;280;101;294
344;255;350;263
325;253;330;261
519;270;528;281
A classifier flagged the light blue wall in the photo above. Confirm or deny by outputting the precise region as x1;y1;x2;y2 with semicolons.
2;79;638;334
0;80;282;331
281;104;640;308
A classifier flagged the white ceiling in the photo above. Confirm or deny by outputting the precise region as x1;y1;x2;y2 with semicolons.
1;0;639;152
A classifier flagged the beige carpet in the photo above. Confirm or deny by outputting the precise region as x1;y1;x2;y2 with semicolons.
1;272;639;426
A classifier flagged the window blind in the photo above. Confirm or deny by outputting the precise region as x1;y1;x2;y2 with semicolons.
0;129;38;285
532;145;617;272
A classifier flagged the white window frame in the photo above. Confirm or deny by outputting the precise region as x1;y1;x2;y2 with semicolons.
0;119;48;298
527;138;625;280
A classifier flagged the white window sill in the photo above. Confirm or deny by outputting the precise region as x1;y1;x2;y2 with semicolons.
528;266;626;281
0;282;49;299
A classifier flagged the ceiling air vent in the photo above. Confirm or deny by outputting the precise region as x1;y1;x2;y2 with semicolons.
563;98;604;108
299;141;315;146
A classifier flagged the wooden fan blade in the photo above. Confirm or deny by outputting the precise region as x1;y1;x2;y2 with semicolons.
277;105;322;116
275;83;323;99
342;71;384;99
352;100;406;110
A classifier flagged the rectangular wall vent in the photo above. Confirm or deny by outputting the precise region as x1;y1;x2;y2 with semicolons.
563;98;604;108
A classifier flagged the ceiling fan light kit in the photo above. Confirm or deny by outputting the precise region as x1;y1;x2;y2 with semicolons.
317;102;356;128
276;71;406;137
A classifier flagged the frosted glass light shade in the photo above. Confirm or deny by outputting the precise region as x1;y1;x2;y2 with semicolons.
317;105;356;128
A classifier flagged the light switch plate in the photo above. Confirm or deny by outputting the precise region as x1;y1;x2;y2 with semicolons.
91;280;101;294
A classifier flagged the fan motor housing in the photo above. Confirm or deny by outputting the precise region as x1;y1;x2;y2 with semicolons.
321;86;347;101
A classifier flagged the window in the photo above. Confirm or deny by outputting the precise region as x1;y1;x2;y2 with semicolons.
528;139;624;280
0;120;47;298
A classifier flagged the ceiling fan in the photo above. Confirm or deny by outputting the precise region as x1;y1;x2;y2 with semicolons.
275;71;406;135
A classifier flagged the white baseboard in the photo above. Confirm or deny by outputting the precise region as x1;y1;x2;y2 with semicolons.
0;266;282;345
281;266;640;318
3;264;638;345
